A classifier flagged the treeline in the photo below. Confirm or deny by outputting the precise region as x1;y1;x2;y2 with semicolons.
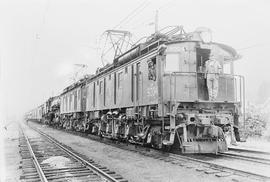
241;101;270;140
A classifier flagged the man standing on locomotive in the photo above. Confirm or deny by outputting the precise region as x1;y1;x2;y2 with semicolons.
205;53;222;101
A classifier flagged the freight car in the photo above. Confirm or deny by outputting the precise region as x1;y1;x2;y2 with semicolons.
26;104;45;123
27;26;245;154
25;96;60;124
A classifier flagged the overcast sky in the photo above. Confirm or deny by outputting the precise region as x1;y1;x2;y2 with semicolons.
1;0;270;121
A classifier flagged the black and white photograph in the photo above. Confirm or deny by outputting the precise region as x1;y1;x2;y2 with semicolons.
1;0;270;181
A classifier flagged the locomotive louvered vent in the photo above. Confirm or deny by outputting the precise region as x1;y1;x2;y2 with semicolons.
140;40;162;55
149;42;159;51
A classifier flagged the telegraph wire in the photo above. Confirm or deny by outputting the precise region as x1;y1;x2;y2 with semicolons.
236;43;269;51
31;0;51;64
157;0;176;11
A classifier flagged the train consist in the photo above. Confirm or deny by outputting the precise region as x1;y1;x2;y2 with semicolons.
25;26;245;154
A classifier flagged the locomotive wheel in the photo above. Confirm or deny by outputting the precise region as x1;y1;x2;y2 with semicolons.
161;144;172;152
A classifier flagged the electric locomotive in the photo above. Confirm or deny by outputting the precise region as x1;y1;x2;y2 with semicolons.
27;26;245;154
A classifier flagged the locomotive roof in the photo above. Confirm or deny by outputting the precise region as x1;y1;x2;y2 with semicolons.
61;30;239;95
61;35;167;95
62;74;94;94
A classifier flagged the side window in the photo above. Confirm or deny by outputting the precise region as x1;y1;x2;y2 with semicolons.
118;72;123;89
131;64;134;102
85;86;89;99
65;95;68;111
78;89;81;101
103;77;106;106
66;95;68;111
74;90;77;110
114;72;116;104
93;82;96;107
69;93;72;110
99;80;103;94
148;57;156;81
136;62;140;101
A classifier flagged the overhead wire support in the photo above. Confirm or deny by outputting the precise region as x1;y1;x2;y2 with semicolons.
98;0;154;67
100;30;132;65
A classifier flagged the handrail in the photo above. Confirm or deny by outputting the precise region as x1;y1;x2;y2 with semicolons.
165;71;244;78
166;71;245;105
242;76;246;128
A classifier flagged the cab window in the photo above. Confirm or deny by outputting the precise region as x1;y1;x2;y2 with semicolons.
223;62;233;74
165;53;179;72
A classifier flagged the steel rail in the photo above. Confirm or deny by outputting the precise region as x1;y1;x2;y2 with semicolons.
228;147;270;155
20;127;48;182
168;153;270;180
29;121;270;181
29;125;124;182
218;152;270;165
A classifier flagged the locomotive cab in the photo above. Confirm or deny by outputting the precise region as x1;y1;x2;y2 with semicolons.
162;41;241;102
196;46;236;102
160;39;244;153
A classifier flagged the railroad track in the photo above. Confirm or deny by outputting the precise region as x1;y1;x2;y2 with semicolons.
228;147;270;155
19;124;127;182
138;149;270;182
218;151;270;166
29;121;270;182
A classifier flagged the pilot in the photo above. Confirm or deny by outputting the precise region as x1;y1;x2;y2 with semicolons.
205;53;222;101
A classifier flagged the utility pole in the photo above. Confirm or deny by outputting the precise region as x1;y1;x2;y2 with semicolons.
155;10;159;34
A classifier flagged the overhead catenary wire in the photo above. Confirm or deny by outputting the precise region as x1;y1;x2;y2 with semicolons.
100;1;152;65
157;0;176;11
119;2;151;29
100;0;178;65
113;0;150;29
130;0;177;32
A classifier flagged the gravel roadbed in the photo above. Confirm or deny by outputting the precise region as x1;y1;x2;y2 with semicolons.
1;122;22;182
29;122;252;182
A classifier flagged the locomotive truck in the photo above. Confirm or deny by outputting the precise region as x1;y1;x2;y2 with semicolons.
26;26;245;154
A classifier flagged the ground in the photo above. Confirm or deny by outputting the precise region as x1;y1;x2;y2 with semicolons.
0;121;22;182
2;121;269;182
229;137;270;152
27;122;257;182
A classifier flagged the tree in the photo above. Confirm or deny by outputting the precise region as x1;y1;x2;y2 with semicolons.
243;101;269;138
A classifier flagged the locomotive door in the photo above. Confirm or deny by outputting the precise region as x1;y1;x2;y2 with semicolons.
196;48;210;100
81;85;87;112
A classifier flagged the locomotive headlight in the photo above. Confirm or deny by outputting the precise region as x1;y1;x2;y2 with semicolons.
200;31;212;43
195;27;212;43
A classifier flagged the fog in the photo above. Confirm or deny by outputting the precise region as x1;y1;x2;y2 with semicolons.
1;0;270;122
